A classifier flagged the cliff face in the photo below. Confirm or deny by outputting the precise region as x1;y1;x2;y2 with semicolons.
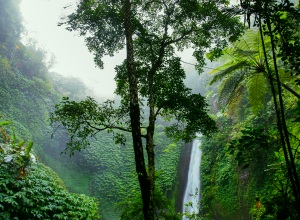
175;142;193;213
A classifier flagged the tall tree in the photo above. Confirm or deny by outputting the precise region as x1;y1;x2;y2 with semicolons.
123;0;151;217
52;0;243;219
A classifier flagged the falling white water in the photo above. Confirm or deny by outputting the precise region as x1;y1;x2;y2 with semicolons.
182;139;202;219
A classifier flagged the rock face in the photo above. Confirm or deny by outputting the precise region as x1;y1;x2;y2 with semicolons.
175;142;193;213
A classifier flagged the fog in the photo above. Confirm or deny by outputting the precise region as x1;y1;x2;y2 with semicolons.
20;0;200;98
20;0;126;98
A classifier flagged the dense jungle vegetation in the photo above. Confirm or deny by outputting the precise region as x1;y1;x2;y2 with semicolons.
200;1;300;219
1;0;300;219
0;0;185;219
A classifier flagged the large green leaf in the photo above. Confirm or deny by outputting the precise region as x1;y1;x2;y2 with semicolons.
247;73;267;114
218;71;246;108
210;60;248;85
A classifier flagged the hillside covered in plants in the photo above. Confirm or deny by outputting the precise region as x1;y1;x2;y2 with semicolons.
1;0;300;219
0;0;184;219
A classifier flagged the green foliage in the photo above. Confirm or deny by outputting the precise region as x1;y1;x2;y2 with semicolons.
0;55;56;145
118;183;181;220
115;57;217;141
227;127;271;171
76;129;181;219
50;97;129;155
0;124;100;220
198;113;242;217
257;0;300;81
247;74;268;114
0;6;180;218
0;4;106;216
250;205;266;220
54;0;245;151
200;90;300;220
50;60;217;156
41;123;182;220
208;30;273;114
56;1;245;218
64;0;244;70
292;100;300;122
49;72;89;100
216;70;246;109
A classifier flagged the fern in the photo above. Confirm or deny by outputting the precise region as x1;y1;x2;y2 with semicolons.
218;71;246;108
227;86;244;116
234;30;260;51
210;60;248;85
209;29;275;114
247;73;268;114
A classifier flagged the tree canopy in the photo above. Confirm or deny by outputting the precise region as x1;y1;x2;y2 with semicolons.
51;0;244;219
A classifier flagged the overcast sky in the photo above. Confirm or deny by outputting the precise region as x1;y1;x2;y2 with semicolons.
19;0;198;98
20;0;127;98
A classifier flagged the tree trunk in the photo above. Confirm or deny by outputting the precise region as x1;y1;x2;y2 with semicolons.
265;13;300;213
259;11;300;216
281;82;300;99
123;0;152;219
146;70;156;220
145;40;167;220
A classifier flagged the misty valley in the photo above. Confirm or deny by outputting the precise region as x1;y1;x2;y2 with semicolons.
1;0;300;220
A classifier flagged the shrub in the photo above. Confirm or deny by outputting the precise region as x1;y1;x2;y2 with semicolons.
0;121;100;219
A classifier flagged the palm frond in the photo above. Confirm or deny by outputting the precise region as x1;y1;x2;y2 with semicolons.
227;86;244;116
218;71;246;108
233;29;260;52
234;49;258;57
247;73;268;114
209;29;274;112
220;47;239;62
210;61;236;75
210;60;248;85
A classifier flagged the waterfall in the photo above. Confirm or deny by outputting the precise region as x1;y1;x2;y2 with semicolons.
182;139;202;219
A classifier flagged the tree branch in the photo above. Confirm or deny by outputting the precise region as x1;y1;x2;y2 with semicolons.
281;82;300;99
154;107;162;118
165;28;195;45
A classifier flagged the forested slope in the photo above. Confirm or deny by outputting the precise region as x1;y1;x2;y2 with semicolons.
0;1;183;219
0;0;101;218
6;0;300;219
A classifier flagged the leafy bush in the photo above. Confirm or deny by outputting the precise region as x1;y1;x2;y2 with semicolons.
118;185;180;220
0;122;100;220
